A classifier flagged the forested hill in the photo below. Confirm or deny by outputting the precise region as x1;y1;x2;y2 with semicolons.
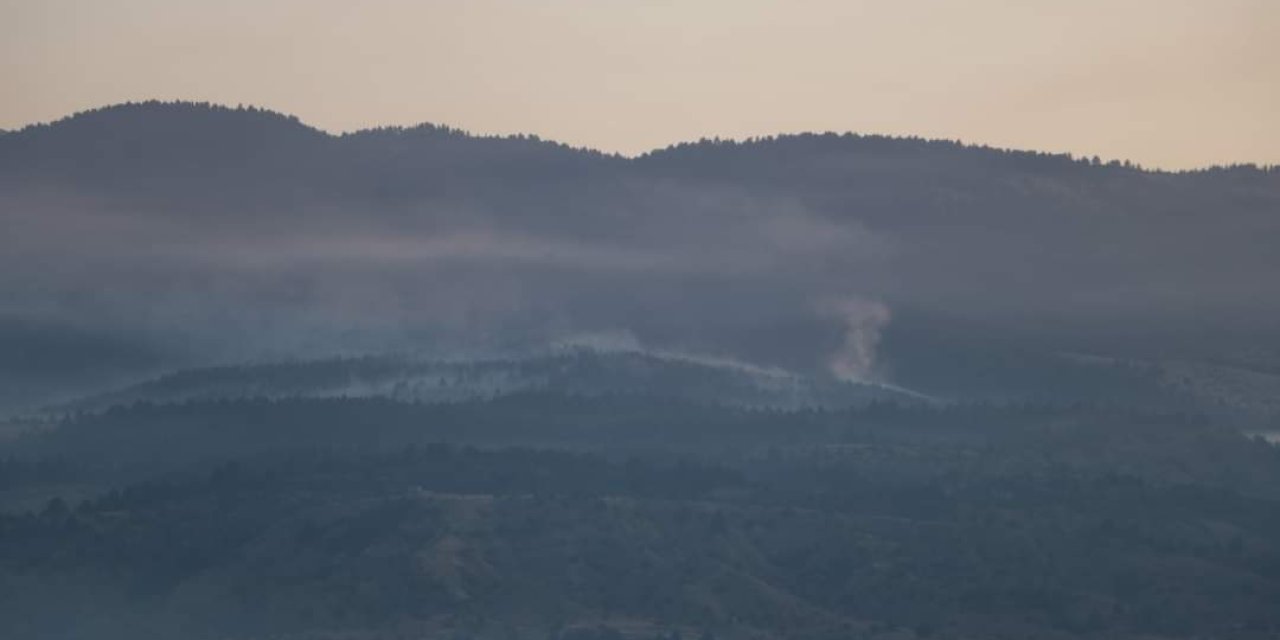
2;101;1279;415
0;101;612;206
4;394;1280;639
7;101;1279;209
4;103;1280;637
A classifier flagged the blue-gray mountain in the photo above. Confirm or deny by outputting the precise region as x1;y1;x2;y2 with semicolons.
2;101;1279;419
5;103;1280;639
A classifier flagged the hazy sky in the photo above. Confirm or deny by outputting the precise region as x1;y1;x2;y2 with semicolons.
2;0;1276;169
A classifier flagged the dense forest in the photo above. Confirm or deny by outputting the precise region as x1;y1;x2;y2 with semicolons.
3;391;1280;639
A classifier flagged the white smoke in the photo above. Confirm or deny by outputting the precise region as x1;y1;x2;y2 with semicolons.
552;329;644;353
551;329;798;380
825;298;892;382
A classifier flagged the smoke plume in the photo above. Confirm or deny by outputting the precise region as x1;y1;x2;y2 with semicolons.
826;298;891;382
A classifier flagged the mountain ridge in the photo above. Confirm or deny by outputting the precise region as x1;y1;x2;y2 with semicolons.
3;99;1279;418
7;100;1277;175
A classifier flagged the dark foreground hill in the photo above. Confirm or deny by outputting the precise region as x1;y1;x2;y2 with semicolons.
2;395;1280;639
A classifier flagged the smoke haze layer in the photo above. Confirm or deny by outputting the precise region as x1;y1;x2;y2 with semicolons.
2;102;1279;410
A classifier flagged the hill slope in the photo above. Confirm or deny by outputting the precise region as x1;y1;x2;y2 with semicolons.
2;101;1279;414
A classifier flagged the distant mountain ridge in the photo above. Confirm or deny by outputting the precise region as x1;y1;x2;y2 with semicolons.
4;101;1276;220
10;100;1277;172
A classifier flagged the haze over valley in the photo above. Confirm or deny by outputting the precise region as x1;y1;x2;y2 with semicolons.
3;102;1279;421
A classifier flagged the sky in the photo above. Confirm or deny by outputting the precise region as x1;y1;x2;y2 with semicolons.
1;0;1277;169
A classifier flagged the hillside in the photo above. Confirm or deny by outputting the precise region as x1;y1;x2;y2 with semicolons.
56;350;924;414
2;101;1279;419
3;395;1280;639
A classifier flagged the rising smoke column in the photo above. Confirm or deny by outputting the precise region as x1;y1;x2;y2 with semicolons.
825;298;891;382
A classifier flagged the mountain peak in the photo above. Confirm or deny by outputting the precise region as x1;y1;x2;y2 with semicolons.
12;100;318;136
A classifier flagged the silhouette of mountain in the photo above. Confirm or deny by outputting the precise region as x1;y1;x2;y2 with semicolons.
0;102;612;208
8;101;1274;209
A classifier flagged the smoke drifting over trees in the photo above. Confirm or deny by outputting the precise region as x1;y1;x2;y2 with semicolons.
2;100;1279;407
824;298;892;382
4;101;1280;640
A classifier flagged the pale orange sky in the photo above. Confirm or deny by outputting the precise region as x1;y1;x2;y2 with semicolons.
2;0;1277;169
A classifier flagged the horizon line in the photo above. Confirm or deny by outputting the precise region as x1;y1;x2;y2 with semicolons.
5;99;1278;175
